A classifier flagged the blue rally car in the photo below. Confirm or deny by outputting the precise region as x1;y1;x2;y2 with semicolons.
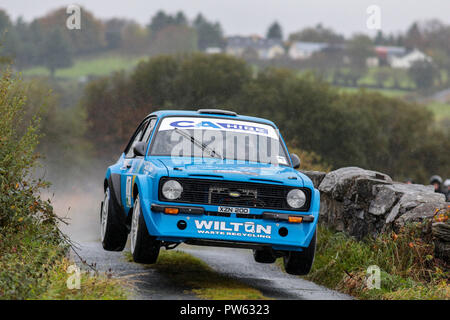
100;109;319;275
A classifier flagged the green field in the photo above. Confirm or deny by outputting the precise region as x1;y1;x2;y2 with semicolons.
359;67;416;89
426;102;450;121
338;86;409;98
21;54;148;79
338;86;450;122
21;53;450;124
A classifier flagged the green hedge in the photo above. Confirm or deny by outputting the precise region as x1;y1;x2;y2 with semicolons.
82;54;449;183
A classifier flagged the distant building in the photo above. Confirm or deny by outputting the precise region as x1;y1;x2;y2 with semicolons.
374;46;407;63
373;46;432;68
288;41;329;60
389;49;432;69
205;47;223;54
366;57;379;68
226;36;285;60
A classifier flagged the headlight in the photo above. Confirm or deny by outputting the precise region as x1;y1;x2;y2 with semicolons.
286;189;306;208
162;180;183;200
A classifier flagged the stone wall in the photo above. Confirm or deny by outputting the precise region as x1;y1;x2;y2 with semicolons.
302;167;449;261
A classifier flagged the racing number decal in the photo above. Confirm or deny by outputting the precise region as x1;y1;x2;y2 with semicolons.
126;176;132;207
126;175;137;207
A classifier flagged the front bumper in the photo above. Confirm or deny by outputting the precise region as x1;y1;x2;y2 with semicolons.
151;203;315;223
140;190;320;252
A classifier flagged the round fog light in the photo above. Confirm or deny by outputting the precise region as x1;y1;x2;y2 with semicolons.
177;220;187;230
279;227;288;237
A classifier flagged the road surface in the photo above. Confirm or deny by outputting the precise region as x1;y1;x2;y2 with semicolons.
72;240;351;300
57;189;350;300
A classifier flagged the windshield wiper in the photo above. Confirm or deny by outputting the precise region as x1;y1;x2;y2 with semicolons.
174;128;223;160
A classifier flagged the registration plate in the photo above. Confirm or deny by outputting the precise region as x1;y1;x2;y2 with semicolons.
218;206;250;214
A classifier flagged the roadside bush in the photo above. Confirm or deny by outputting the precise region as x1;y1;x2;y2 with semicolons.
332;90;449;182
231;69;368;168
83;70;149;158
0;69;55;229
0;223;66;298
294;223;449;300
286;147;331;172
83;53;251;158
20;78;92;185
0;69;126;299
0;68;66;298
82;53;449;183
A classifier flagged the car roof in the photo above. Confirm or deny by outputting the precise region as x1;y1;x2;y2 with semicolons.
148;110;277;127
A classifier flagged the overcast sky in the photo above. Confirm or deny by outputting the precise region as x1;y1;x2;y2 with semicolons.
2;0;449;37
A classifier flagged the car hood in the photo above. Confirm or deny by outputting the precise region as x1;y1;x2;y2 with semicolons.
155;157;307;187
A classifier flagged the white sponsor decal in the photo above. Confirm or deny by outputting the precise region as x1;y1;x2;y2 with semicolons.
194;220;272;239
213;169;258;176
158;117;279;140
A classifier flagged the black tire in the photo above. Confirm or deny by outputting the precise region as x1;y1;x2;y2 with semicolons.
100;187;128;251
283;230;316;275
253;248;276;263
130;194;160;264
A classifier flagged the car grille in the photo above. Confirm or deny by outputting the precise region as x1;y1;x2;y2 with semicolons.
158;177;311;211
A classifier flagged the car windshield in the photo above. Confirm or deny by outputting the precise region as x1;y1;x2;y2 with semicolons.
150;116;290;166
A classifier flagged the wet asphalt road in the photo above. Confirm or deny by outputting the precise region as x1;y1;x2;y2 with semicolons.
56;182;350;300
72;240;351;300
72;241;198;300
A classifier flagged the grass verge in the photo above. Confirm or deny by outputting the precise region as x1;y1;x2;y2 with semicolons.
125;250;269;300
38;258;127;300
0;223;127;300
277;223;449;300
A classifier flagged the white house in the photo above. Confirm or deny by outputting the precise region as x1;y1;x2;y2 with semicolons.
205;47;223;54
260;42;285;59
390;49;432;69
226;36;285;60
374;46;407;60
288;41;329;60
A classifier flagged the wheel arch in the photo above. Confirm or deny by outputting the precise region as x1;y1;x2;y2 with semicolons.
132;175;152;203
133;181;139;200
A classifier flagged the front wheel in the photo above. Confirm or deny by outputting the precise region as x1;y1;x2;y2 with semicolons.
100;187;128;251
130;194;160;264
283;230;316;275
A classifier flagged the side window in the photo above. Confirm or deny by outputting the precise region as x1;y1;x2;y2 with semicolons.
141;118;156;145
125;120;148;158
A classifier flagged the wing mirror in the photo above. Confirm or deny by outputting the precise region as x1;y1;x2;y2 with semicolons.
133;141;147;157
290;153;301;169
